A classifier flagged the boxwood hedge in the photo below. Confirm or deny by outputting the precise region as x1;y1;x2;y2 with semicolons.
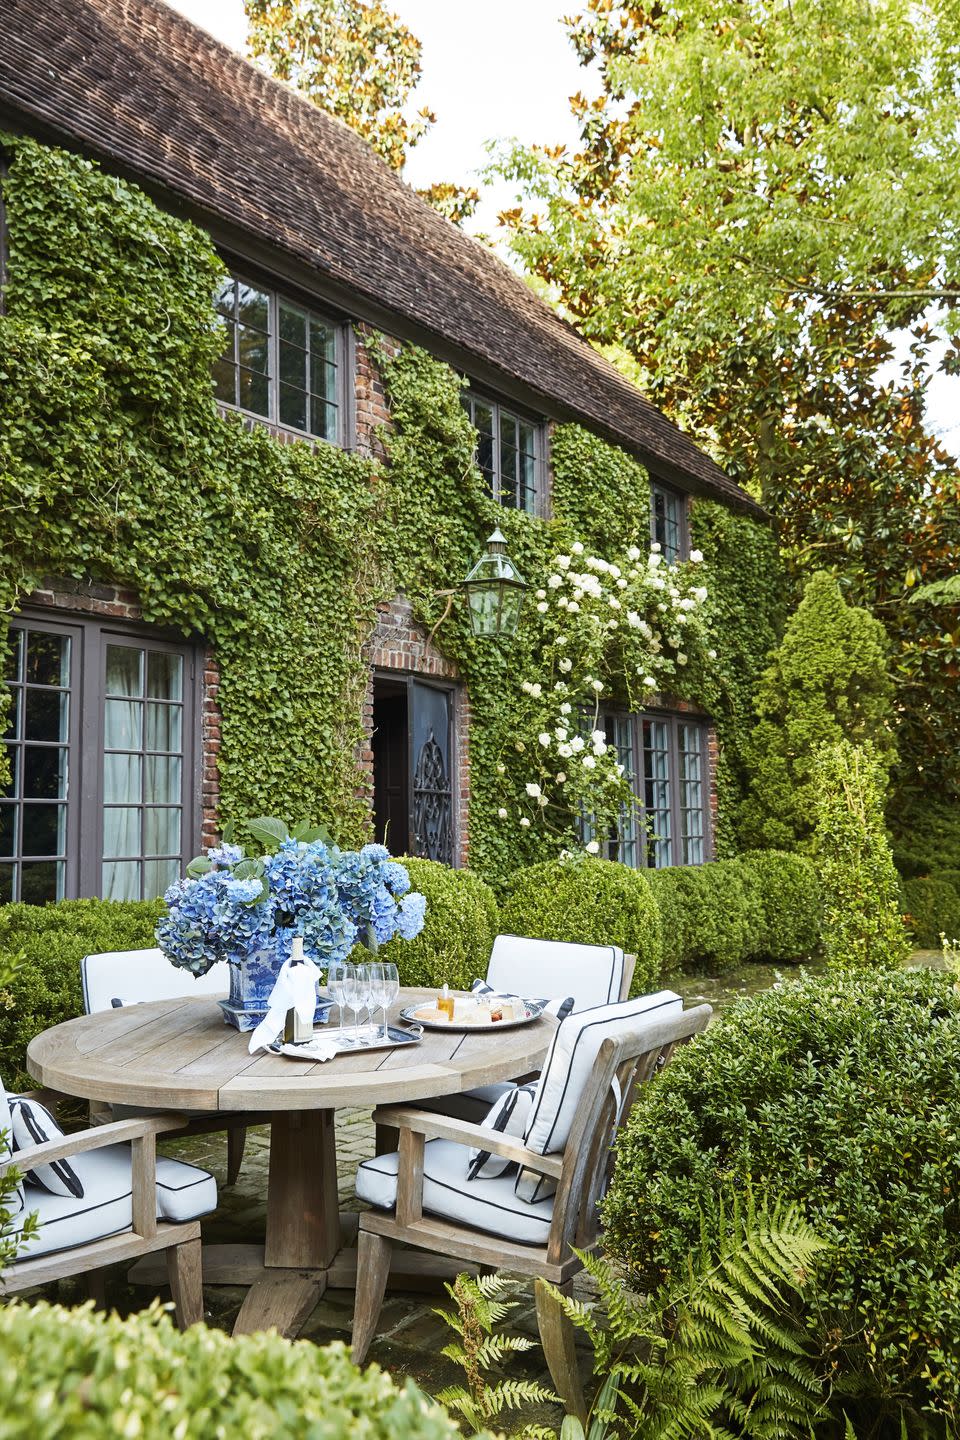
604;968;960;1429
499;854;662;994
0;1301;478;1439
375;857;499;990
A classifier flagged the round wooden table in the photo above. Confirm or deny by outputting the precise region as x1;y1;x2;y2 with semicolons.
27;988;554;1336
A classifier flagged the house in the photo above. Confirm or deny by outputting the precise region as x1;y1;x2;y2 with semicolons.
0;0;777;903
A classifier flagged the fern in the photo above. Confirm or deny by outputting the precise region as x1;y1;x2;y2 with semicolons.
432;1272;559;1435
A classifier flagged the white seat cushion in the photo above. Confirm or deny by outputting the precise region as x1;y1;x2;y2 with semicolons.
356;1139;553;1246
524;991;683;1157
81;948;229;1014
10;1146;216;1261
486;935;626;1013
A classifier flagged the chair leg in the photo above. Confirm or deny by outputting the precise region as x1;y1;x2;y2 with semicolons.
351;1230;392;1364
535;1277;586;1423
227;1125;247;1186
166;1237;204;1329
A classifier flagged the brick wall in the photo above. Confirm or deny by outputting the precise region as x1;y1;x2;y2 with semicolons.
360;593;471;866
353;322;395;461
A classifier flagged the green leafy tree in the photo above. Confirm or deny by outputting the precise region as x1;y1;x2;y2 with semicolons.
245;0;434;171
493;0;960;797
812;740;910;969
739;571;895;851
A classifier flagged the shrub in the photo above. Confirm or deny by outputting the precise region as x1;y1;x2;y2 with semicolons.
902;873;960;948
499;854;662;993
739;571;895;852
739;849;822;961
647;860;761;974
891;796;960;878
604;967;960;1430
812;740;911;969
0;1301;475;1439
0;899;163;1088
376;858;498;991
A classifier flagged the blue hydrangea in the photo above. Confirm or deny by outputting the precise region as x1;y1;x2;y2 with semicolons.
157;835;426;974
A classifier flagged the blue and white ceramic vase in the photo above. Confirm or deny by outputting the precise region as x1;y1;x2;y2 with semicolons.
218;937;332;1032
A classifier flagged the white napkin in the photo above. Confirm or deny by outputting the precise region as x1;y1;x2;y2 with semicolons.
248;955;322;1054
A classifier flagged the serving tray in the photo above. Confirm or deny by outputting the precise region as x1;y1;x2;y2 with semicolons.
399;1002;541;1034
271;1023;423;1061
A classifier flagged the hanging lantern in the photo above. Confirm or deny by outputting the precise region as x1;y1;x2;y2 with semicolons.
461;528;527;637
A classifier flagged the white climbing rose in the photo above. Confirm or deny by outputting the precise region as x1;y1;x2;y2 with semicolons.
525;782;542;799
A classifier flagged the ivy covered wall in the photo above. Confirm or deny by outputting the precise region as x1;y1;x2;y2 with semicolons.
0;134;784;884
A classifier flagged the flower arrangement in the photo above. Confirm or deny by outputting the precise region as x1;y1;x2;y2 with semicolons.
497;539;712;843
156;819;426;1027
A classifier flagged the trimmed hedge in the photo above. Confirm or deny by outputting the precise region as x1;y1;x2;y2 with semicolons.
0;1301;476;1439
740;849;822;962
0;899;163;1088
648;860;761;974
603;968;960;1428
376;858;499;990
499;854;662;994
891;797;960;878
902;872;960;948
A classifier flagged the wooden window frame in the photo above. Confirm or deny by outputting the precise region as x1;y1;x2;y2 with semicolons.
463;388;545;516
589;706;711;869
213;270;349;447
4;610;202;903
649;480;690;562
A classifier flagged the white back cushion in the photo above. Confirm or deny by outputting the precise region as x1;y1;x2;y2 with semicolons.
0;1082;24;1214
486;935;625;1013
81;948;230;1014
524;991;683;1156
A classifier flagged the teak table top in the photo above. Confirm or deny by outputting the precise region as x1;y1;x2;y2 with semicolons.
26;988;556;1114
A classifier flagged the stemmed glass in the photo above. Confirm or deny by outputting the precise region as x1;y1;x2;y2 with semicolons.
348;963;375;1046
327;961;354;1046
368;962;399;1041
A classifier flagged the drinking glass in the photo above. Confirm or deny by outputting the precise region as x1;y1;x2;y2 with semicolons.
381;962;399;1032
328;961;355;1046
349;963;373;1046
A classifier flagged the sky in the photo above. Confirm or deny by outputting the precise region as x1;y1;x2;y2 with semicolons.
169;0;956;449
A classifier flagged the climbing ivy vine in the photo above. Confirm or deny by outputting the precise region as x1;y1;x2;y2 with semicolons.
0;134;783;886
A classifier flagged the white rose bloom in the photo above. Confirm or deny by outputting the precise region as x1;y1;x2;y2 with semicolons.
497;807;508;819
694;586;708;603
556;771;567;784
555;726;569;742
639;620;652;639
567;601;580;613
556;634;567;645
708;648;717;660
617;764;625;776
538;732;551;747
592;679;604;692
557;596;569;609
650;541;662;553
609;596;621;609
585;839;600;855
677;652;688;666
627;545;641;561
609;564;621;579
519;817;531;829
530;683;542;698
571;541;584;555
560;701;572;715
521;680;532;694
617;577;628;589
538;794;548;807
669;587;680;600
570;736;585;753
557;742;573;758
650;638;662;653
554;681;568;692
535;588;547;600
496;762;506;774
607;619;618;630
559;657;573;673
591;729;606;746
582;754;597;770
525;782;542;799
650;576;665;591
643;675;657;688
556;555;571;569
573;588;584;601
689;549;704;563
648;553;662;569
676;612;688;625
536;601;548;613
548;574;563;588
680;597;695;611
593;740;607;757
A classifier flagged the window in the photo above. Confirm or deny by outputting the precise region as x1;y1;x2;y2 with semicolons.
650;483;687;562
213;275;341;442
463;391;541;514
585;709;709;868
1;616;198;904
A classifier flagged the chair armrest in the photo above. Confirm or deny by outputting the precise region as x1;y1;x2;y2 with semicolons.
0;1112;190;1175
372;1104;563;1180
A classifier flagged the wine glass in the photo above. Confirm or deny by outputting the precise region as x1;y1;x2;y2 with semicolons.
328;961;354;1045
381;962;399;1036
347;963;372;1046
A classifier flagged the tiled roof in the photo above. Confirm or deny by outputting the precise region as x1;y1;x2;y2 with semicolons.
0;0;762;513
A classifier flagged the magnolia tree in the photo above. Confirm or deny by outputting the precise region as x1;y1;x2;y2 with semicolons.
495;540;712;846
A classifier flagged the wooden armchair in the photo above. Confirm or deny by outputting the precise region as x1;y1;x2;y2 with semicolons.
352;1003;712;1418
0;1102;212;1328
